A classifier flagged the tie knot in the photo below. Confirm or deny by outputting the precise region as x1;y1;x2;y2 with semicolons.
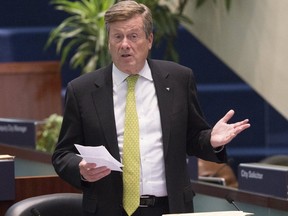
126;75;139;90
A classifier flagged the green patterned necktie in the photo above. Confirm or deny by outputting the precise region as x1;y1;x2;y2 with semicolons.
123;75;140;216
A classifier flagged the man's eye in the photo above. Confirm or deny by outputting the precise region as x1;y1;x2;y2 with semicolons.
113;35;123;42
129;34;138;41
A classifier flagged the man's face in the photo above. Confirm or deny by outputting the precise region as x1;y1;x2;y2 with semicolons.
108;15;153;74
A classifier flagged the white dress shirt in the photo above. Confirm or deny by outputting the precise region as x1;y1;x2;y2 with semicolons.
113;60;168;197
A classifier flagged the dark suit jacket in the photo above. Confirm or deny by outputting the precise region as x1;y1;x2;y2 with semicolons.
52;59;227;215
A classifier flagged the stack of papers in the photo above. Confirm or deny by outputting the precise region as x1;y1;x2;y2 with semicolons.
75;144;123;172
0;154;15;160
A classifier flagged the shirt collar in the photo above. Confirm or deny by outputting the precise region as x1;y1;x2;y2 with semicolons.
112;60;152;86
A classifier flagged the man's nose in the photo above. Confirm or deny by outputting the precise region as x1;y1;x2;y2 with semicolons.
120;37;130;49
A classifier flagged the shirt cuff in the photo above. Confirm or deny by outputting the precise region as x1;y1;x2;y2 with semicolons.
213;145;224;153
81;175;88;181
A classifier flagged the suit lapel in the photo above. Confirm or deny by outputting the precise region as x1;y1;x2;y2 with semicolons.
91;65;121;162
149;60;173;158
90;61;173;161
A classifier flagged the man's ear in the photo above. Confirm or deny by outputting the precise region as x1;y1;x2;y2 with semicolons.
148;33;153;49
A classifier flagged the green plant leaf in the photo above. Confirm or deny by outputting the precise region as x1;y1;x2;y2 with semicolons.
36;114;63;153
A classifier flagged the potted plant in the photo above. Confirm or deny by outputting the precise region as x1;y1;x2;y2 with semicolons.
36;114;63;153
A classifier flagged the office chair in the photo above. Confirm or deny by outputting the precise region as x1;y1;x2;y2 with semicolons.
5;193;82;216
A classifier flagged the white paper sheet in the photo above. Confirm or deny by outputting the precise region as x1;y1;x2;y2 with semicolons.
163;211;253;216
75;144;123;172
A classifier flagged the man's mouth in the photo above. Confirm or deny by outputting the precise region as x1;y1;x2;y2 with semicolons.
121;54;131;57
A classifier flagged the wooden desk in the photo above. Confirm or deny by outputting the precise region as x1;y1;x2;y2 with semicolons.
1;143;287;215
2;178;287;215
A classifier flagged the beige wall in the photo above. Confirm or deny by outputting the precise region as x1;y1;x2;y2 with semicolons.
182;0;288;120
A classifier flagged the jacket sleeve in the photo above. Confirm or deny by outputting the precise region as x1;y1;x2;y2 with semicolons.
185;70;227;163
52;82;84;189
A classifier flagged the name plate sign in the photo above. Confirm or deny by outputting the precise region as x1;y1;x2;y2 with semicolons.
0;118;40;149
0;155;15;201
238;163;288;199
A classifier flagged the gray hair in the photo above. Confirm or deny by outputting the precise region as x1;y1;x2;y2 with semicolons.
104;1;153;38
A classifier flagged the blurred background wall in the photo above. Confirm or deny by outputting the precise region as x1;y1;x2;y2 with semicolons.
183;0;288;120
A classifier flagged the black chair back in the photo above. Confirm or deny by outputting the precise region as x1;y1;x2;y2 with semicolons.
5;193;82;216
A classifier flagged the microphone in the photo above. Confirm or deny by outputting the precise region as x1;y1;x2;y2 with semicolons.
30;208;41;216
225;196;241;211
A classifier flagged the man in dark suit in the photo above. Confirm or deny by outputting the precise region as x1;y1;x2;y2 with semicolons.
52;1;250;216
